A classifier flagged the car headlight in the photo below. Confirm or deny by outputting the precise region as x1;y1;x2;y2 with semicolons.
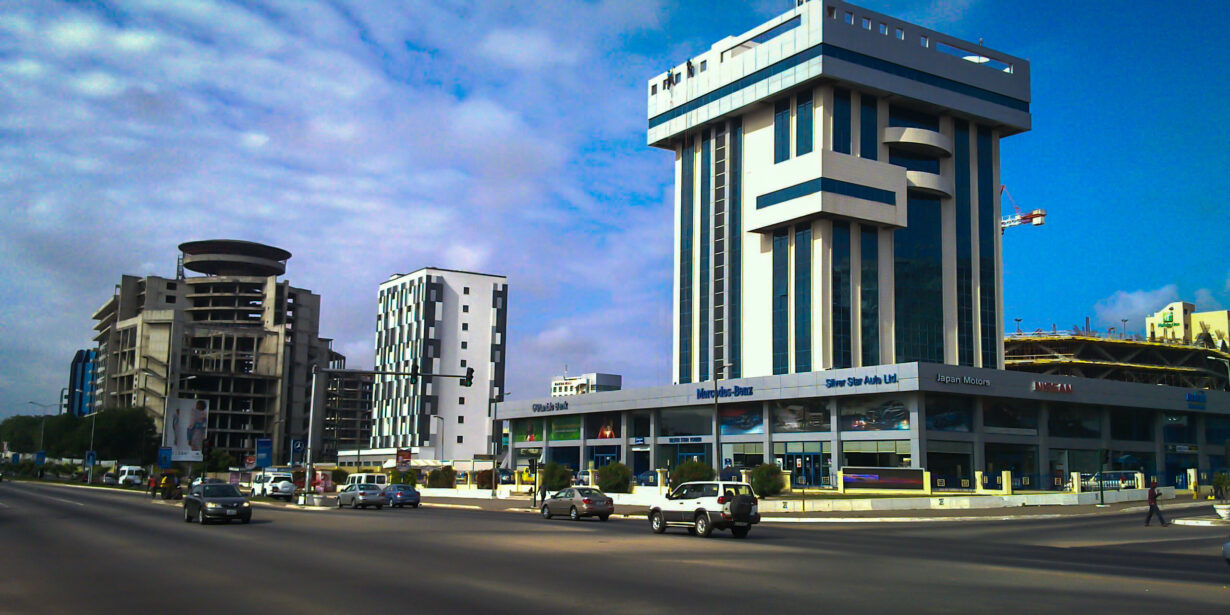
205;502;221;509
242;502;250;507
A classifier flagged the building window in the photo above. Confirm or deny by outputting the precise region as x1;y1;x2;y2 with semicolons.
773;98;791;163
859;94;877;161
458;398;465;406
772;228;790;375
832;88;852;154
895;27;905;40
462;323;469;331
833;221;852;369
861;226;879;366
794;224;811;372
463;287;470;295
895;197;945;363
166;296;176;304
862;17;871;30
795;90;813;156
462;305;469;313
699;60;707;72
460;359;467;368
166;282;177;290
844;11;854;24
673;72;681;84
456;435;463;444
461;341;468;349
827;6;837;19
921;35;929;47
879;23;888;35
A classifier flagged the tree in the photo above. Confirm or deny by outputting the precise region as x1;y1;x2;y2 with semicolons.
750;464;784;498
597;462;633;493
540;462;573;491
206;449;237;472
669;461;715;489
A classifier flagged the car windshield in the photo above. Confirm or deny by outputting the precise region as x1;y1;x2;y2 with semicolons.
202;485;241;498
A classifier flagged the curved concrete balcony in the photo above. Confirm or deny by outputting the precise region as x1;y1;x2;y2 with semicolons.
905;170;953;198
883;126;953;157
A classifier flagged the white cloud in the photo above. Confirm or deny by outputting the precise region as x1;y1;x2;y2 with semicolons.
71;71;124;97
1194;288;1224;312
45;19;101;52
478;28;579;70
1093;284;1179;328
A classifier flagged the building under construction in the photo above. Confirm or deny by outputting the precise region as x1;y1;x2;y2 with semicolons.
1005;333;1230;391
91;240;340;462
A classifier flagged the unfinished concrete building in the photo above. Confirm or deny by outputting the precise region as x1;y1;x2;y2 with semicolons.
91;240;338;462
317;368;375;463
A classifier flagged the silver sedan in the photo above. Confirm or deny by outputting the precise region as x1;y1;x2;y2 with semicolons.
540;487;614;521
336;484;386;510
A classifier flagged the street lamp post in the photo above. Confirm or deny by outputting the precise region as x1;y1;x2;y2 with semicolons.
28;401;57;477
304;364;319;504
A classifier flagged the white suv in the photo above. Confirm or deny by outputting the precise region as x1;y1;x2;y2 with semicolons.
250;472;295;500
649;481;760;538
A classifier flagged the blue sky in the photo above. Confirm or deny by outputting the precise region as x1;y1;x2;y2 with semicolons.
1;1;1226;419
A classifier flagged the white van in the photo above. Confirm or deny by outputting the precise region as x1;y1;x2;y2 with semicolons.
343;473;388;489
117;466;146;487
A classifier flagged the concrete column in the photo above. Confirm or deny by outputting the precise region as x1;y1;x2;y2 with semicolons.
649;410;658;470
851;91;862;158
910;394;924;469
1037;402;1050;490
711;406;721;473
762;401;773;465
973;397;986;472
1196;413;1209;478
967;125;983;369
940;120;958;366
620;413;629;466
817;219;833;370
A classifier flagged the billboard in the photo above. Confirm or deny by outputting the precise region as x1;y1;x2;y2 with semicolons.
255;438;273;468
841;467;925;490
164;398;208;462
396;449;414;471
772;400;832;433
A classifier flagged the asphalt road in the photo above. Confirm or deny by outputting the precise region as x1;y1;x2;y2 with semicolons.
1;481;1227;615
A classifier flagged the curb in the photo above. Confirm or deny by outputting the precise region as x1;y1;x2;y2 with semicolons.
1172;517;1230;527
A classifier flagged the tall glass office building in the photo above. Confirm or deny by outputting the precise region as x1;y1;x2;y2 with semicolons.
650;0;1030;383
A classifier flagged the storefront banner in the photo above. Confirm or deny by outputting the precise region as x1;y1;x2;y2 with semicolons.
515;418;545;443
839;396;909;431
550;415;582;441
841;466;925;490
164;398;208;462
396;448;414;470
719;406;764;435
772;400;832;433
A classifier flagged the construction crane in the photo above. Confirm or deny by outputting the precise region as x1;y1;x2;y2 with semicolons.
1000;185;1046;234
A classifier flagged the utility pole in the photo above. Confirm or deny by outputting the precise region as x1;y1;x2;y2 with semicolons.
303;364;319;505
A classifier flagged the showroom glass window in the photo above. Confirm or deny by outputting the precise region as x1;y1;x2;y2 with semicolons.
659;408;714;436
839;395;909;431
1048;403;1101;439
983;398;1038;431
924;394;972;432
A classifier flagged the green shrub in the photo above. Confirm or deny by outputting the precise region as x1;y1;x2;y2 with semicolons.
669;460;715;489
475;469;495;489
750;464;783;498
427;466;456;488
1213;472;1230;503
389;469;417;487
330;468;349;486
540;462;572;491
597;462;633;493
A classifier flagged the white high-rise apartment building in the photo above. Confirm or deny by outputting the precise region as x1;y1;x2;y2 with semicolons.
650;0;1030;384
373;267;508;460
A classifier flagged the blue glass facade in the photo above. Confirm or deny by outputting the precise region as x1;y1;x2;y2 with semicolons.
859;94;878;160
794;223;812;372
860;226;879;366
954;119;975;365
729;118;743;378
68;348;98;416
977;126;998;367
679;137;694;383
894;196;945;363
774;98;791;163
756;177;895;209
796;90;813;156
699;131;712;381
888;105;940;131
772;228;790;375
833;87;852;154
832;221;852;369
888;150;941;174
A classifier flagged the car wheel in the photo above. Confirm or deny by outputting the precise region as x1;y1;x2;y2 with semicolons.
695;513;712;538
337;498;344;509
731;527;749;539
352;501;359;509
650;511;665;534
197;509;206;525
184;507;192;523
541;505;552;519
599;515;610;522
569;506;580;521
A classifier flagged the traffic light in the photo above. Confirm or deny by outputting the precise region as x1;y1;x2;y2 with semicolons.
410;362;418;385
461;367;474;387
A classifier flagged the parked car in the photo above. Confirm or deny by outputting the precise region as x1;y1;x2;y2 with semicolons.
648;481;760;538
183;483;251;525
337;484;386;509
498;469;514;484
342;473;388;490
102;472;118;486
383;484;421;508
636;471;658;487
540;487;614;521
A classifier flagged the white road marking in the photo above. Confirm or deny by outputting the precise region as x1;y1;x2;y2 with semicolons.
18;488;85;507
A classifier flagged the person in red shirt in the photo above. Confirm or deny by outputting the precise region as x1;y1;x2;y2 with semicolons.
1145;481;1167;527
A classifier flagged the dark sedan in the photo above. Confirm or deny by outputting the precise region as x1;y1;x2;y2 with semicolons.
184;483;251;524
383;484;421;508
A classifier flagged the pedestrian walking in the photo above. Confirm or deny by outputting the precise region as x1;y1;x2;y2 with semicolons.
1144;480;1167;527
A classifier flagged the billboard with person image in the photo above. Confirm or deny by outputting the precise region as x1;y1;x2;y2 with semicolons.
164;398;209;461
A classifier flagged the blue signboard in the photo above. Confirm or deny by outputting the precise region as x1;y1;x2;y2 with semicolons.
157;447;173;469
10;453;18;465
255;438;273;468
84;450;97;467
35;451;46;466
